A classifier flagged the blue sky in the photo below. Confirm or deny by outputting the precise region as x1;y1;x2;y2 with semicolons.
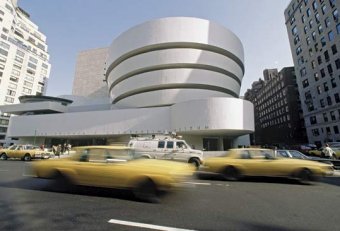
19;0;293;97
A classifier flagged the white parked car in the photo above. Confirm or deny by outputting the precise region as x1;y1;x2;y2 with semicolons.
128;138;204;168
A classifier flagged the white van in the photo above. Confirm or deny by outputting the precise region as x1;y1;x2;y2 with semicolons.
128;138;204;168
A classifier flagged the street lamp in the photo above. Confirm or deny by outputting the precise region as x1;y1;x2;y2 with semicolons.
33;129;37;145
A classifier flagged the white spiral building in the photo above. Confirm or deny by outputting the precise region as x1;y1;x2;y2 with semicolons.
105;17;244;108
1;17;254;150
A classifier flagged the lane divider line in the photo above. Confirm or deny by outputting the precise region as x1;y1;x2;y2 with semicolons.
108;219;197;231
184;182;211;186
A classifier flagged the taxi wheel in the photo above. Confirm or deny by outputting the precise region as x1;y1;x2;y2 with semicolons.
188;158;200;169
0;153;7;160
222;166;240;181
23;154;32;161
297;169;314;185
133;178;159;203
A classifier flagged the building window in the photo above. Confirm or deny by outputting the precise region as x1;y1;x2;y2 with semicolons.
322;5;327;14
6;89;15;96
324;82;329;91
331;44;337;54
305;26;310;34
336;59;340;69
16;50;25;57
298;56;305;65
292;26;298;36
294;35;300;44
29;56;38;64
328;30;334;41
333;9;339;21
311;60;316;69
318;25;323;33
312;1;318;10
321;68;325;77
312;128;320;136
317;85;322;94
335;93;340;103
324;50;329;62
331;78;336;88
309;19;314;28
28;62;37;70
330;111;336;120
325;17;331;27
323;113;329;122
14;56;23;63
22;87;32;94
320;98;325;107
315;13;320;23
5;96;14;103
302;15;306;23
334;126;339;134
296;46;302;55
317;55;322;64
310;116;317;124
329;0;336;8
300;67;307;77
11;69;20;76
327;64;333;75
312;31;317;40
24;81;33;88
8;83;17;89
314;72;320;81
307;8;311;17
321;37;326;46
327;96;332;105
0;48;8;56
337;23;340;34
303;79;309;88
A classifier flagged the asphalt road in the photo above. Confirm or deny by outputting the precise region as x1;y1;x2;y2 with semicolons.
1;160;340;231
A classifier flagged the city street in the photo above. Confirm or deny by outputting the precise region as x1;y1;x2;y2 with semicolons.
1;160;340;231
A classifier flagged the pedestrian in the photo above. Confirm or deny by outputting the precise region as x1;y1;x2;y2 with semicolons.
56;144;61;158
67;143;71;155
322;143;335;159
52;145;57;155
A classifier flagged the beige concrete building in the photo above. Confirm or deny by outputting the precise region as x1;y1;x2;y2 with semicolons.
72;47;108;98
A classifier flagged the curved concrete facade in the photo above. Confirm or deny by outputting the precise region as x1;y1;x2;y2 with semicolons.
1;17;254;150
105;17;244;107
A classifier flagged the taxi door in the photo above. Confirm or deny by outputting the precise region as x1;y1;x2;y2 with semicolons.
74;148;124;188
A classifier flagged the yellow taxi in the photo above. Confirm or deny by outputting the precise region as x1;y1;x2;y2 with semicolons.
308;147;340;159
201;148;333;184
32;146;194;202
0;144;49;161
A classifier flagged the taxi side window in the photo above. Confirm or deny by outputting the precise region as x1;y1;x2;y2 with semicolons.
277;150;289;157
239;151;251;159
88;149;107;162
79;149;89;162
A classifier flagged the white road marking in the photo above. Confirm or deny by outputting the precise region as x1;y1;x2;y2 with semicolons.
108;219;196;231
184;182;211;186
0;169;9;172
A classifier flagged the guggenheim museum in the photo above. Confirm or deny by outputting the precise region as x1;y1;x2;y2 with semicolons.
0;17;254;151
